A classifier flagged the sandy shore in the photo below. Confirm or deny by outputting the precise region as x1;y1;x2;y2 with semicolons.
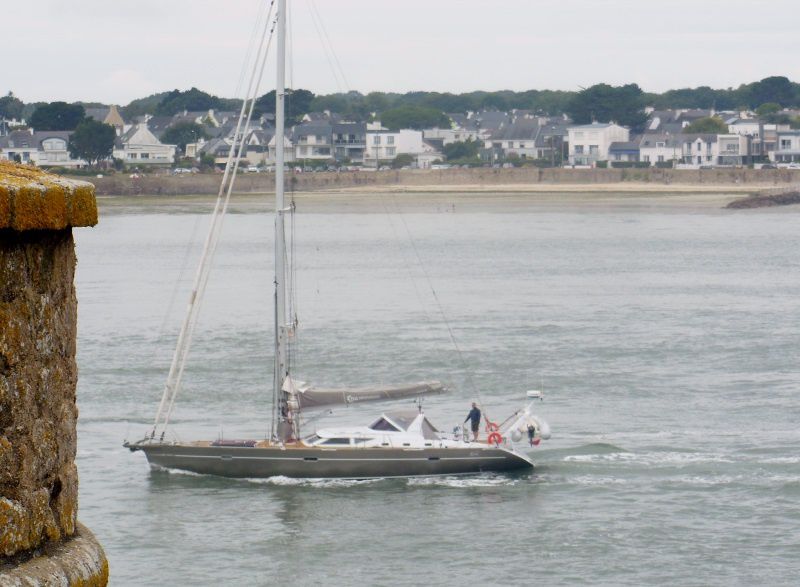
96;186;772;215
329;182;764;194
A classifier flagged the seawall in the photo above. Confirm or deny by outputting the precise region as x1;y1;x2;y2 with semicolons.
80;167;800;196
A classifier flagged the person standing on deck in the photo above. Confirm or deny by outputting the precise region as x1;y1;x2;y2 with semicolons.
464;402;481;441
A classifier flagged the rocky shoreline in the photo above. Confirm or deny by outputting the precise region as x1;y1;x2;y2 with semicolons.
726;189;800;209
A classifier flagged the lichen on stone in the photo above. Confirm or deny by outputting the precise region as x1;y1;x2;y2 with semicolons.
0;161;98;231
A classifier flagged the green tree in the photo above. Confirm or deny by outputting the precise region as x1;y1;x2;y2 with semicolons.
68;119;116;167
29;102;85;130
380;106;449;130
391;153;414;168
155;88;219;116
0;92;24;120
253;88;315;124
122;92;170;119
682;117;729;134
442;139;480;160
742;76;796;108
566;83;648;130
161;122;210;153
756;102;782;116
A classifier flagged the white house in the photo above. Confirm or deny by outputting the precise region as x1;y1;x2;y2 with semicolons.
677;134;719;167
568;122;630;165
771;130;800;163
422;127;486;148
485;120;541;160
638;134;684;166
716;134;750;166
363;129;425;167
267;133;295;164
113;124;176;166
292;122;333;162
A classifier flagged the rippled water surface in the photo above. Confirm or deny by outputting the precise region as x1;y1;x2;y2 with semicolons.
74;194;800;585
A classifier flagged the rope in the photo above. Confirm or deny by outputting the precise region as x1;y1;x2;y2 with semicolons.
152;0;278;440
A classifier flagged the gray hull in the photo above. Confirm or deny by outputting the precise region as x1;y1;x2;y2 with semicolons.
129;443;533;479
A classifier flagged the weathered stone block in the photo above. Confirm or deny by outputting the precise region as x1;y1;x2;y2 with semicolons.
0;161;97;231
0;163;99;569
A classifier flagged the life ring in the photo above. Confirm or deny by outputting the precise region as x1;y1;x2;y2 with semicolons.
486;421;499;432
487;432;503;446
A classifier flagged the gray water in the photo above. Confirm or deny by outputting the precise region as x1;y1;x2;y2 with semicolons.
74;194;799;586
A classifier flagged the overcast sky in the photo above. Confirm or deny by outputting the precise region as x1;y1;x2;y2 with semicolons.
8;0;800;105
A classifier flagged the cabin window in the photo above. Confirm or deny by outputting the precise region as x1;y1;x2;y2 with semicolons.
369;418;400;432
322;438;351;445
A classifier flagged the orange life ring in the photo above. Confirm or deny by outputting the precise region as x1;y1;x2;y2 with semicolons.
487;432;503;445
486;421;499;432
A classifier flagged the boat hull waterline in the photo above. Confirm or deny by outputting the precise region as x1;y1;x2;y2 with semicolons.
128;443;534;479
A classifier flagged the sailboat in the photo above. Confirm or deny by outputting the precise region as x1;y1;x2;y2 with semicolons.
125;0;550;479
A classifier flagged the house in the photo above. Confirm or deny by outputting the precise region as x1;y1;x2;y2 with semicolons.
332;122;366;163
267;132;295;164
292;122;333;162
363;128;425;167
416;140;444;169
422;128;485;150
84;105;126;133
244;128;274;166
568;122;630;165
535;121;570;163
608;140;640;163
0;130;85;167
0;130;39;164
113;124;176;166
638;134;683;166
485;120;541;159
678;134;719;166
716;134;751;166
771;130;800;163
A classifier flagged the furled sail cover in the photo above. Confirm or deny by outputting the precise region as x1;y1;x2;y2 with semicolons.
284;378;446;409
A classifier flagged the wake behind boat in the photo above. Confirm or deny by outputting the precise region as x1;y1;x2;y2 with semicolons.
125;0;551;479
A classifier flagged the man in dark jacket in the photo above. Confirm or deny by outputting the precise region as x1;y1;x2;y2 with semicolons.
464;402;481;441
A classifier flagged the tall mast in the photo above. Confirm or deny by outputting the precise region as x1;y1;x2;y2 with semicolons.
274;0;291;441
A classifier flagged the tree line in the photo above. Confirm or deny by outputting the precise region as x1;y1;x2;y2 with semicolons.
5;76;800;130
2;76;799;166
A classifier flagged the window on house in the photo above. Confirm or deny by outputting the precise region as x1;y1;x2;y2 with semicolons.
657;155;664;162
656;142;665;148
574;145;584;154
589;145;599;154
386;147;396;156
387;136;395;145
141;153;150;159
781;139;791;149
643;155;651;162
696;142;702;152
373;136;381;145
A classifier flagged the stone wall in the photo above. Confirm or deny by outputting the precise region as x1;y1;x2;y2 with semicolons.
82;167;800;196
0;162;106;584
